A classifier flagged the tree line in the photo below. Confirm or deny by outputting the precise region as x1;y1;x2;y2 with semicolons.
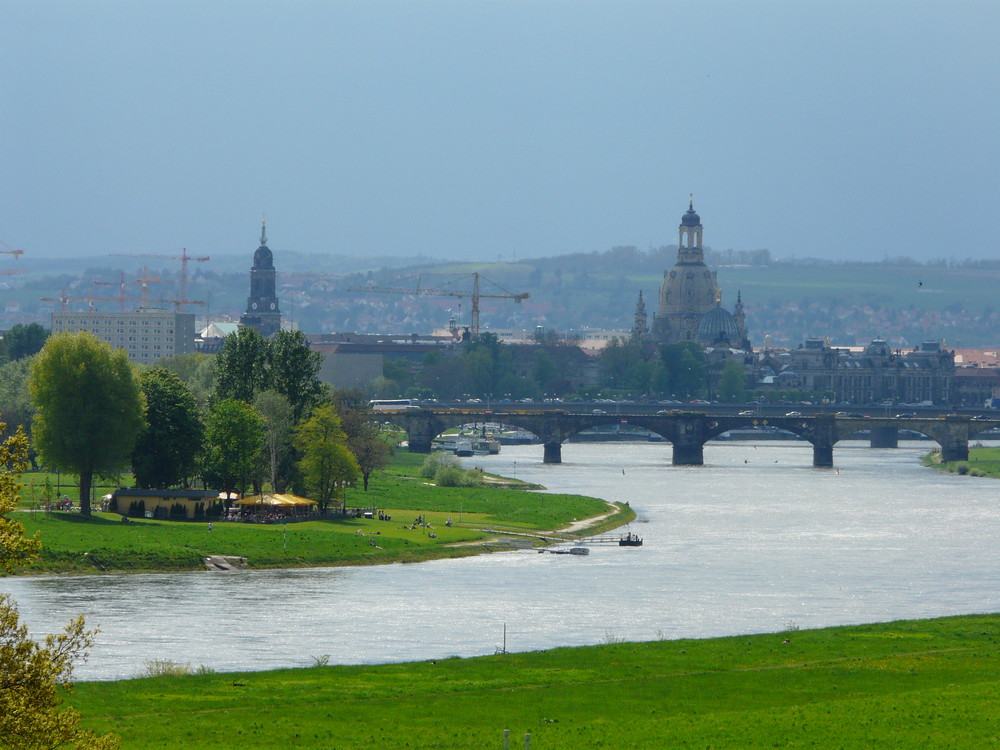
7;328;391;516
373;333;749;403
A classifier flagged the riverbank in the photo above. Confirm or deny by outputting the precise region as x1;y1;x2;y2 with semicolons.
69;613;1000;748
12;452;633;575
922;445;1000;478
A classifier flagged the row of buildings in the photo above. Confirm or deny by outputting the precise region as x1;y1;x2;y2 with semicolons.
45;206;999;407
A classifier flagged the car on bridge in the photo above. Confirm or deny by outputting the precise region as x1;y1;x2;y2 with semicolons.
739;410;755;416
785;411;803;417
895;412;917;418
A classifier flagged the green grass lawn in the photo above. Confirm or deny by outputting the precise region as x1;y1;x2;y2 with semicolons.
924;446;1000;479
12;452;625;574
68;614;1000;749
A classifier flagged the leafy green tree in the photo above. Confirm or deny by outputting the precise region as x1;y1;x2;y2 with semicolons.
154;352;216;408
0;425;40;572
0;423;118;749
201;399;265;495
332;392;392;492
0;358;35;441
29;332;145;515
214;327;270;404
382;358;413;393
661;342;709;398
132;369;204;489
0;323;48;363
294;404;359;512
269;329;325;421
532;349;559;395
254;390;294;493
717;357;748;403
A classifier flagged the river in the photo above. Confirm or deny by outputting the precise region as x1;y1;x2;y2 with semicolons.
3;440;999;681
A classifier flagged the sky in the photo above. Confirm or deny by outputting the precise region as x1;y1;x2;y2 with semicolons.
3;0;998;264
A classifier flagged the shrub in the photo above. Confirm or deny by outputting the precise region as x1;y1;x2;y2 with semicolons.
434;465;465;487
139;660;192;678
420;451;462;479
955;463;970;475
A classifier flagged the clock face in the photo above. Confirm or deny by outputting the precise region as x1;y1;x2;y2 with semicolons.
270;302;276;310
252;302;258;310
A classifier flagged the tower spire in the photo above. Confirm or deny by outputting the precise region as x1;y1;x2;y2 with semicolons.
260;218;268;247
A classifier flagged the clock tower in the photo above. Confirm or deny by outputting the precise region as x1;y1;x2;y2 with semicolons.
240;221;281;337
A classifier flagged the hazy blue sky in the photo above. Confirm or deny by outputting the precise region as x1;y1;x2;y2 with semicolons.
3;0;998;262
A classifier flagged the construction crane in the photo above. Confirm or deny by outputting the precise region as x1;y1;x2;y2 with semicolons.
0;240;24;259
0;240;27;275
349;271;529;338
93;268;162;311
109;248;209;312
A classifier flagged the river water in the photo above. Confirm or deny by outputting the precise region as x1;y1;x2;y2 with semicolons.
3;440;999;681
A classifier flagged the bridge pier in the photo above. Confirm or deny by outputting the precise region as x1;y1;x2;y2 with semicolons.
672;441;704;466
404;412;442;455
407;438;433;454
812;443;834;467
543;442;562;464
870;426;898;448
940;438;969;463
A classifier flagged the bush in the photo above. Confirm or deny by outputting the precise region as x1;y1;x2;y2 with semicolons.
139;660;192;678
433;465;465;487
955;463;970;475
419;451;460;479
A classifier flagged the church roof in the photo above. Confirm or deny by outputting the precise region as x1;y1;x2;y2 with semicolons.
697;304;740;343
681;199;701;227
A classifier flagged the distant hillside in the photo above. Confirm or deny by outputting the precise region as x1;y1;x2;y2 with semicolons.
6;247;1000;348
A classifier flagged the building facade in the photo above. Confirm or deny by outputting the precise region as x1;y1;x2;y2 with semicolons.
759;339;955;405
51;309;196;364
240;221;281;338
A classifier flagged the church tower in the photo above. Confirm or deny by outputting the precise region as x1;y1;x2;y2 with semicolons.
240;221;281;338
631;290;648;339
651;197;721;344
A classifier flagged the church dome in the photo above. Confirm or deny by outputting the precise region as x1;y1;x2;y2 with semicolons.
658;264;719;316
681;203;701;227
697;304;739;343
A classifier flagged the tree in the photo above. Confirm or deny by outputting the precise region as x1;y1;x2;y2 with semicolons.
132;369;204;489
29;332;145;515
201;399;265;495
0;426;40;573
154;352;216;408
254;390;294;493
0;423;118;749
330;390;392;492
660;342;708;398
0;323;48;363
214;327;270;404
717;357;748;403
348;428;391;492
269;330;325;422
294;404;359;512
0;358;35;441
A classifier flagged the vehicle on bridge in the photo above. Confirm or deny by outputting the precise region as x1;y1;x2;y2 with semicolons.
369;399;420;411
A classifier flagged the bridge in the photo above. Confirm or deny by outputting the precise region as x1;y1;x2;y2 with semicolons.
389;408;1000;467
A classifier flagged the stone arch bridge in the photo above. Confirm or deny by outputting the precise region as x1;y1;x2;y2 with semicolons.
388;409;997;467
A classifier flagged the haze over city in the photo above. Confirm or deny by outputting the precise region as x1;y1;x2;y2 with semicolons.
3;0;998;263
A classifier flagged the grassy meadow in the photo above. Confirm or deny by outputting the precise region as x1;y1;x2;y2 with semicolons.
924;445;1000;479
13;452;626;574
68;613;1000;749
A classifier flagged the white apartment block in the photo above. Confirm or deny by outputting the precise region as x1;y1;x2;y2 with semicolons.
51;310;196;364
